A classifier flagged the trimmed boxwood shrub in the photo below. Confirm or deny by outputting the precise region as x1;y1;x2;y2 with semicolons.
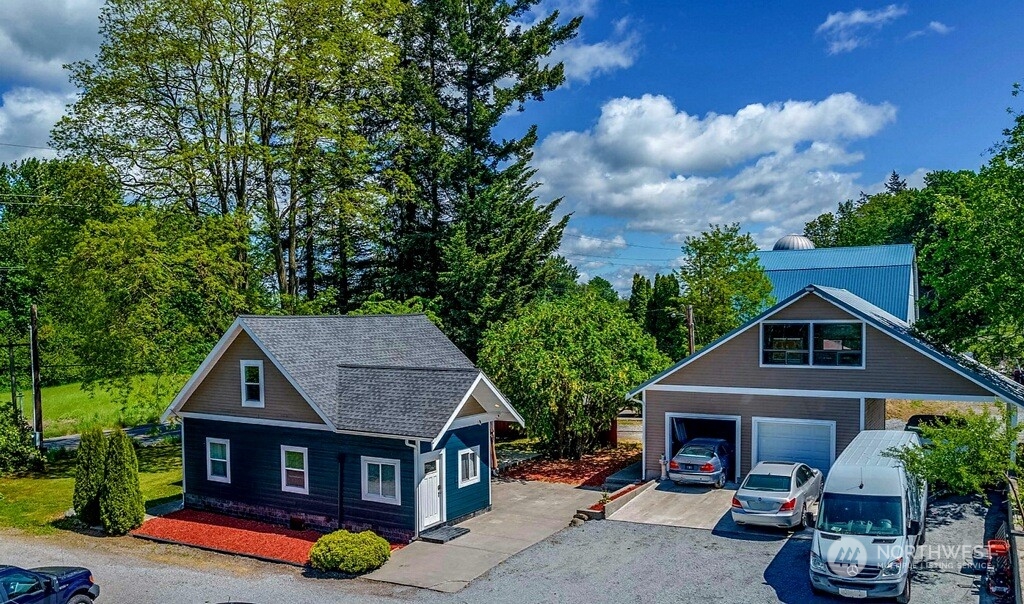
99;430;145;535
309;529;391;574
73;428;108;526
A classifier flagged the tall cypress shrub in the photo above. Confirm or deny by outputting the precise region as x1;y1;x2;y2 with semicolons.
99;430;145;535
72;428;108;526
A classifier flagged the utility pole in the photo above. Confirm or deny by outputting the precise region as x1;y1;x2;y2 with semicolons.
8;342;16;420
30;304;42;452
686;305;696;356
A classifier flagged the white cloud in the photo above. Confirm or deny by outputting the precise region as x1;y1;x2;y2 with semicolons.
535;93;899;249
559;228;627;257
0;88;71;163
548;18;640;84
816;4;908;54
907;20;954;39
0;0;103;90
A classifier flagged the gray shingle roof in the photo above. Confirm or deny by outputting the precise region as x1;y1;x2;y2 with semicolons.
240;314;480;438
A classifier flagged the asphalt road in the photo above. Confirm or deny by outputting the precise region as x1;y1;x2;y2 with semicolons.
0;494;1001;603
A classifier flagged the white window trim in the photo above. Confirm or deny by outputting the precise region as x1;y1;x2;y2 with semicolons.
758;320;866;370
206;437;231;484
280;445;309;495
457;446;481;488
361;456;402;506
240;359;265;407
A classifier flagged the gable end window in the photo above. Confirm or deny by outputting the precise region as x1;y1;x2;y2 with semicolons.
361;456;401;506
240;360;265;407
281;445;309;494
206;437;230;483
458;446;480;487
761;322;864;368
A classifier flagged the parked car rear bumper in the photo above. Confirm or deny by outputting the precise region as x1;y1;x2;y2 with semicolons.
731;507;802;528
668;470;724;485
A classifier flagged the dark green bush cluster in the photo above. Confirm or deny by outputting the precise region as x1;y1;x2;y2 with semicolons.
73;428;145;534
308;529;391;574
0;411;40;474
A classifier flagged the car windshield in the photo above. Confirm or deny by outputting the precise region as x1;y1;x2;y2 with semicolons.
817;493;903;536
678;445;714;458
742;474;792;492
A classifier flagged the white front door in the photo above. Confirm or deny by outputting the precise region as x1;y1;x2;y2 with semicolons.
418;452;443;529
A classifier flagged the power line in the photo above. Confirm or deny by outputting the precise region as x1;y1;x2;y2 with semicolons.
0;141;54;151
564;251;675;262
561;232;680;251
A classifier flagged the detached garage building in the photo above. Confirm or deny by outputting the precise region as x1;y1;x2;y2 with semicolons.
629;283;1024;482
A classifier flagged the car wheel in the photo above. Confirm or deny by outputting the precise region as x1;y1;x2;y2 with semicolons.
797;503;807;531
67;595;94;604
714;474;725;489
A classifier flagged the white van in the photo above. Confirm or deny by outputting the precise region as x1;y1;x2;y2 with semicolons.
809;430;927;603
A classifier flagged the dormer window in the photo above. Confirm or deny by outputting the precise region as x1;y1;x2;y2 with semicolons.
240;360;265;407
761;322;864;368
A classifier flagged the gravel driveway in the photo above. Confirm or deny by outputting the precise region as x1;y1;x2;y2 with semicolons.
0;494;1004;603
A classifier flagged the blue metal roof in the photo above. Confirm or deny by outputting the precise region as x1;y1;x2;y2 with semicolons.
754;244;915;322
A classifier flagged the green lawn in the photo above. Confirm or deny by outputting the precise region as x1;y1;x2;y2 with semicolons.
20;376;184;438
0;442;182;534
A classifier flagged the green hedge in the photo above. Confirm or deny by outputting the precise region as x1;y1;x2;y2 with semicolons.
73;428;108;526
308;529;391;574
99;430;145;535
0;411;40;475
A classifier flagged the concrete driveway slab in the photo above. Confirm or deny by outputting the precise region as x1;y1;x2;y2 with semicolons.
365;479;599;592
608;481;736;529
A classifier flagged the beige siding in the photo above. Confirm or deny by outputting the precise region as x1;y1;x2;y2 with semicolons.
659;296;991;397
864;398;886;430
772;294;856;321
179;331;326;424
645;390;860;478
456;396;487;418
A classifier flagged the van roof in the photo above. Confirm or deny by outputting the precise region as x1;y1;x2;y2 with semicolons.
832;430;918;469
824;431;919;497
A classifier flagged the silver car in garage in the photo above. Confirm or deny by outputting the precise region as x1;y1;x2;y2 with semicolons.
731;461;823;529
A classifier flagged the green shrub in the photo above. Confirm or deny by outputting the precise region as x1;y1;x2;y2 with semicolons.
99;430;145;535
73;428;108;525
0;411;40;475
308;529;391;574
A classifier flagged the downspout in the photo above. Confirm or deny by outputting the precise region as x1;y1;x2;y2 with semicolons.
405;439;420;540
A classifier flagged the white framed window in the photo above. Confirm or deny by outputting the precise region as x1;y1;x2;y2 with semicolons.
361;456;401;506
206;437;230;483
240;360;265;407
281;445;309;494
458;446;480;487
760;321;865;369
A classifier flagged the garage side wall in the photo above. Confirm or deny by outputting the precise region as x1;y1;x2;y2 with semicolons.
645;391;860;479
864;398;886;430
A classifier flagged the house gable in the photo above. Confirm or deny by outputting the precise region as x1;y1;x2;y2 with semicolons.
654;292;993;399
179;330;327;425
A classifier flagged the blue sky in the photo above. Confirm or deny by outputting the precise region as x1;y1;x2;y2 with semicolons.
0;1;1020;291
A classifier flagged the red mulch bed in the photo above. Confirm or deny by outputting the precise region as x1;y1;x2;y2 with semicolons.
503;444;641;488
132;510;321;565
588;482;643;512
133;510;407;565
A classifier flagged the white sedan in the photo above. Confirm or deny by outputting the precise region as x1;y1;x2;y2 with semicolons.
731;462;823;530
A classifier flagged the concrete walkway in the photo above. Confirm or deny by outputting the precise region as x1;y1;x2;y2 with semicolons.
608;481;738;530
366;479;599;593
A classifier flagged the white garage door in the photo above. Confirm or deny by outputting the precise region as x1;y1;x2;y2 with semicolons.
753;418;835;472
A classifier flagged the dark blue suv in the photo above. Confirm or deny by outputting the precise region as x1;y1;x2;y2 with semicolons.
0;565;99;604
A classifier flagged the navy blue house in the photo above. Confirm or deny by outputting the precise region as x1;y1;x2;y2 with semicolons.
161;314;522;543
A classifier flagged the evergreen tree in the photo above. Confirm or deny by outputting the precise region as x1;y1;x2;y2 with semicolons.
646;273;685;359
438;161;566;358
885;170;908;194
99;430;145;535
73;428;108;526
586;277;619;304
627;274;652;326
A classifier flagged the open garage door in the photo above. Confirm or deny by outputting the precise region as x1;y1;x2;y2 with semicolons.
666;413;741;483
752;417;835;473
